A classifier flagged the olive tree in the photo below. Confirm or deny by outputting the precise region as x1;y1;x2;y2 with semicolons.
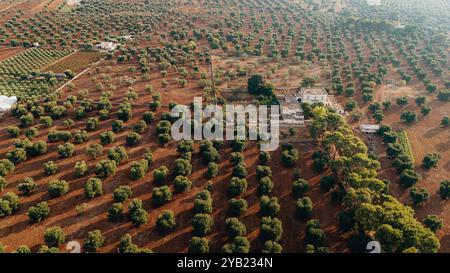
232;163;247;178
14;245;31;253
228;177;248;197
174;158;192;176
281;149;299;167
409;188;429;206
84;178;103;198
44;226;65;247
0;176;6;192
43;161;58;176
174;175;192;193
113;185;133;202
188;237;209;253
0;192;19;218
126;132;141;146
423;215;443;233
100;131;115;145
192;213;213;236
293;178;309;197
129;198;148;227
152;186;172;206
129;160;149;180
156;210;176;233
95;159;117;178
207;162;219;178
6;126;20;138
83;230;104;253
37;245;59;253
259;151;271;165
439;180;450;199
74;161;88;176
296;197;314;219
28;202;50;223
6;148;27;164
260;195;280;217
257;176;273;196
228;198;248;216
225;217;247;237
17;177;37;195
422;153;440;169
153;166;169;184
305;219;326;247
400;169;422;187
260;217;283;241
222;236;250;253
194;189;213;214
262;240;282;253
0;159;15;177
48;179;69;198
57;142;75;158
86;143;103;160
108;203;124;222
107;146;128;164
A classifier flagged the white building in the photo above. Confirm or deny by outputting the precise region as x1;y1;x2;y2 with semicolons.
94;41;120;51
360;124;380;133
280;106;304;125
0;95;17;112
297;87;329;104
297;87;345;114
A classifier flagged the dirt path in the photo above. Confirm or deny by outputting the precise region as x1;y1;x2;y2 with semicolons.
0;3;19;12
0;2;19;12
55;58;103;92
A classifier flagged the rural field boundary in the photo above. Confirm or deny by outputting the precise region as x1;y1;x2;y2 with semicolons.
397;130;415;163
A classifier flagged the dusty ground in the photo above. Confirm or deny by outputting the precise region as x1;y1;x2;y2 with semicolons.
0;47;27;62
0;49;349;252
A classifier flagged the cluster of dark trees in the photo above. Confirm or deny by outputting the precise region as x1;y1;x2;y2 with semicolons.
310;106;440;253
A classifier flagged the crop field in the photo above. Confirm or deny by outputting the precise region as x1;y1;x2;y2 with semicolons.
43;51;102;73
0;0;448;255
0;48;74;97
0;48;72;76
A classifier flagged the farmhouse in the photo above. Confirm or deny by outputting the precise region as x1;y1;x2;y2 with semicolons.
297;87;329;104
297;87;345;114
94;41;120;51
276;94;305;126
360;124;380;133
